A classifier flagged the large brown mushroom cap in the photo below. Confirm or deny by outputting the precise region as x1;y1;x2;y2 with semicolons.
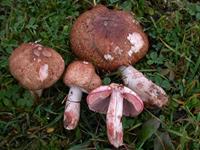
9;43;65;90
63;61;102;92
70;5;149;71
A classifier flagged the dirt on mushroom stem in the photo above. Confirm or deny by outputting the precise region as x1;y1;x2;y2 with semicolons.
63;86;82;130
119;66;168;108
106;86;123;148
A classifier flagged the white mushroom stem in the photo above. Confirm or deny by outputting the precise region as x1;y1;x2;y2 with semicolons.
107;89;123;148
93;0;97;6
64;86;82;130
119;65;168;108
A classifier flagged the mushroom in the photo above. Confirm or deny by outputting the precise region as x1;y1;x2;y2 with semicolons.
70;5;168;108
63;60;101;130
87;83;144;148
9;42;65;99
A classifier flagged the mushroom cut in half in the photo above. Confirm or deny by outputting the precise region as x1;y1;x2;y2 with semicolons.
9;42;65;99
71;5;168;108
63;60;101;130
87;83;144;148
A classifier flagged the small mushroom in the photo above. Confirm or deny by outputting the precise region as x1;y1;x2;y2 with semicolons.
9;42;65;99
87;83;144;148
63;60;101;130
70;5;168;108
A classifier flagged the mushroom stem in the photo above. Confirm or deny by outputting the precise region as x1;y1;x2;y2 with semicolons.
106;89;123;148
30;89;43;104
30;89;43;97
119;65;168;108
93;0;97;6
64;86;82;130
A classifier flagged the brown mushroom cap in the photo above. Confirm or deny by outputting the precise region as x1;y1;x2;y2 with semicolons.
9;43;65;90
63;61;102;92
70;5;149;71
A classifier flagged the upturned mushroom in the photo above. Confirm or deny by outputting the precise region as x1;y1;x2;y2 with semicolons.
9;42;65;99
87;83;144;148
63;60;101;130
70;5;168;108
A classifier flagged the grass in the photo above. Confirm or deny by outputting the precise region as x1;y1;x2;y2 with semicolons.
0;0;200;149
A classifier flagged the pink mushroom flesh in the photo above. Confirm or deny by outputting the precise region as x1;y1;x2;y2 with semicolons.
87;83;144;148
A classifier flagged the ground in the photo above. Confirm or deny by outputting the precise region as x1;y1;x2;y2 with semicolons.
0;0;200;149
